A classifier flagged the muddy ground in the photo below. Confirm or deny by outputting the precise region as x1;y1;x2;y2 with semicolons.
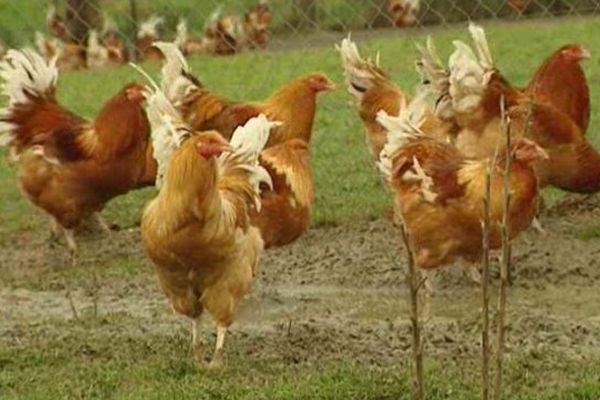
1;195;600;371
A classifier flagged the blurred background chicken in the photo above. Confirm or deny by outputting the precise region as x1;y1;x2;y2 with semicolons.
377;93;547;299
387;0;420;28
242;0;273;49
140;83;276;367
0;49;153;257
136;15;165;61
47;4;67;41
174;18;210;56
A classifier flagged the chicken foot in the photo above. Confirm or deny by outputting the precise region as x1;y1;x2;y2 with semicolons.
207;325;228;369
93;212;113;237
64;229;78;267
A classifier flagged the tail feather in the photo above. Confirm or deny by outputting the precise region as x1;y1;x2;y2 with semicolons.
468;23;494;70
174;18;188;50
416;37;453;119
153;41;200;107
377;91;430;179
337;36;389;103
138;15;164;38
144;77;191;188
219;114;280;211
0;48;58;127
0;48;58;106
448;25;494;115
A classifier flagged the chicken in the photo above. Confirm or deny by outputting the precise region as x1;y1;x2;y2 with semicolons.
86;30;112;70
101;20;129;65
210;13;242;56
140;84;276;367
136;15;165;61
47;4;67;41
522;44;590;133
338;37;454;160
508;0;531;14
0;49;152;255
35;31;87;72
424;23;600;193
377;92;547;275
241;0;272;49
249;138;313;248
155;42;335;147
174;18;211;56
388;0;420;28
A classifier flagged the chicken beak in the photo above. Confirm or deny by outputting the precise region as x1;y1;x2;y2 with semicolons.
536;146;550;160
324;80;337;91
580;46;592;60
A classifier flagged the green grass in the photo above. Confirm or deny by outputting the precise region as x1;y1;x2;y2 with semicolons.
1;327;599;400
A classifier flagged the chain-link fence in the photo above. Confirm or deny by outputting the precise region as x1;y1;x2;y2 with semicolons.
2;0;599;61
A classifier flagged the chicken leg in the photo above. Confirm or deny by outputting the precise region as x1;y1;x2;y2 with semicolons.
207;325;228;369
191;319;204;363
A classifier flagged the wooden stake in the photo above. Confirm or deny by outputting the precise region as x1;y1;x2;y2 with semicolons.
481;154;493;400
399;218;425;400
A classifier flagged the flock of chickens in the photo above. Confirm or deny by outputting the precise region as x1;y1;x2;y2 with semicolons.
0;21;597;367
15;1;273;72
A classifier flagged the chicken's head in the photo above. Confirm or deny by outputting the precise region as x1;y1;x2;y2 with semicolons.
560;44;591;62
123;83;148;104
195;132;232;159
306;73;336;93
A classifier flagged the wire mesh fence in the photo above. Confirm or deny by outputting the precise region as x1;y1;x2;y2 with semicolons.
0;0;598;102
2;1;599;56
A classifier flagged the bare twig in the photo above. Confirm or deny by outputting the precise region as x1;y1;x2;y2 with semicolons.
399;218;425;400
481;151;493;400
494;97;513;400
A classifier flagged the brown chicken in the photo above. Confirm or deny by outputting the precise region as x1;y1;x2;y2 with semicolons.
242;0;272;49
47;4;67;41
339;37;454;160
153;43;321;248
141;87;276;367
0;49;151;254
377;94;547;278
136;15;164;61
428;24;600;193
387;0;420;28
249;138;313;248
522;44;590;133
155;42;334;147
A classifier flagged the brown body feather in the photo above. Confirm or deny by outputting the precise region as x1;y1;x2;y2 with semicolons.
250;139;313;248
180;74;334;148
523;44;590;133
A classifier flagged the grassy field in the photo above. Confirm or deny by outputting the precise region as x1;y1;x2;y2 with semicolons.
2;15;600;400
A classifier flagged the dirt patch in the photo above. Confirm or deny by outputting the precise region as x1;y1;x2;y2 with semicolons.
1;195;600;366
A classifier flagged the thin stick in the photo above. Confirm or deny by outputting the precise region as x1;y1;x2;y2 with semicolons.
399;218;425;400
481;154;493;400
494;97;512;400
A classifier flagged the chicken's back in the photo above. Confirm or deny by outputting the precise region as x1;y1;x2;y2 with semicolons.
524;45;590;133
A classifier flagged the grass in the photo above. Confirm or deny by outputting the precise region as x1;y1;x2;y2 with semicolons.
1;326;599;400
2;14;600;400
